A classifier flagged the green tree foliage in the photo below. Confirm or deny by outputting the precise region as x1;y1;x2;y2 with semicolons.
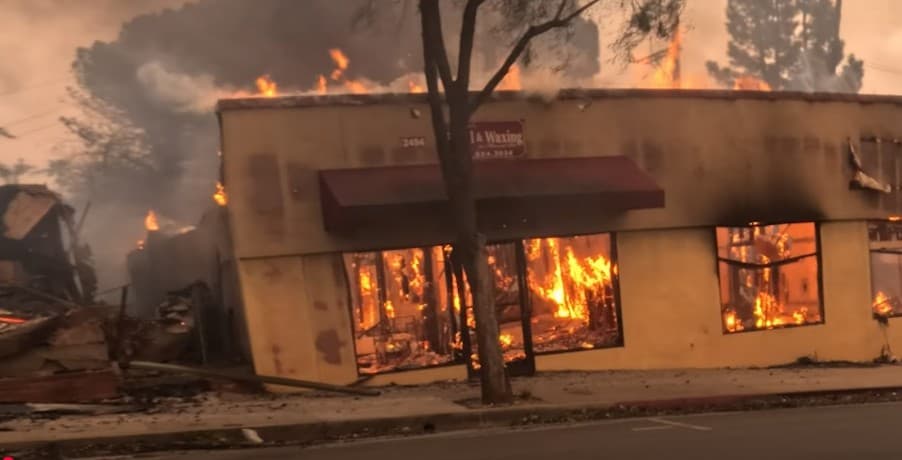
706;0;863;92
792;0;863;92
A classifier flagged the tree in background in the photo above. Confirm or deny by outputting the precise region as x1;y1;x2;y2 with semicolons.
46;82;156;204
706;0;862;92
792;0;862;92
706;0;800;90
415;0;684;404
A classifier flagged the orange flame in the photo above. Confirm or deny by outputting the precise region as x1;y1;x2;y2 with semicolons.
408;80;425;93
329;49;349;80
733;75;771;91
497;64;522;91
344;80;368;94
213;182;227;206
255;75;278;97
874;290;894;316
722;225;817;332
315;75;328;94
724;310;742;332
145;210;159;232
526;237;613;322
0;316;26;324
652;29;682;88
499;333;513;348
384;300;396;319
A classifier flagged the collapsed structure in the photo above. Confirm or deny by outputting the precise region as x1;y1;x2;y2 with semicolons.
215;89;902;388
126;205;249;364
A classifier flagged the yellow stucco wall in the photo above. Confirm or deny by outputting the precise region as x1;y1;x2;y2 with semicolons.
219;92;902;260
216;91;902;387
237;253;358;388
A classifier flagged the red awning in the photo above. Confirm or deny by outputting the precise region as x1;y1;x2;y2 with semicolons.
318;156;664;234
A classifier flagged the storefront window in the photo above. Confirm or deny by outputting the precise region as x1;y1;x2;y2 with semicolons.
716;222;822;333
524;234;622;353
869;221;902;318
344;246;456;374
344;232;624;374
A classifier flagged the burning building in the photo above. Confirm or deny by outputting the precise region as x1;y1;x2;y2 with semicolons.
215;88;902;388
126;203;250;363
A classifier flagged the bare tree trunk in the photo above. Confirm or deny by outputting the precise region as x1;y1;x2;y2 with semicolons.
417;0;619;405
446;99;512;404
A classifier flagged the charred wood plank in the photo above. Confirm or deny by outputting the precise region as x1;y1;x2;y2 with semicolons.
127;361;381;396
0;368;119;403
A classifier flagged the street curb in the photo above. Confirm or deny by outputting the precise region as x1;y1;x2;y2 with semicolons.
5;385;902;456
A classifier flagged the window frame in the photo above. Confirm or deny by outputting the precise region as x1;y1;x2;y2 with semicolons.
522;232;626;357
342;231;627;376
713;222;826;335
342;246;467;378
867;220;902;320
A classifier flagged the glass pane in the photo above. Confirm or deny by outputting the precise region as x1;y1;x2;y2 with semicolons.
871;252;902;317
717;222;822;333
524;234;621;353
344;246;455;374
869;221;902;244
466;243;528;370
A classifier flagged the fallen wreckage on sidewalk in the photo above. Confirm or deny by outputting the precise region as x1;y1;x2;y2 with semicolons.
0;185;377;405
0;185;201;403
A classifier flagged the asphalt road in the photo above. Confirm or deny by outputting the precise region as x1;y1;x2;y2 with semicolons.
91;402;902;460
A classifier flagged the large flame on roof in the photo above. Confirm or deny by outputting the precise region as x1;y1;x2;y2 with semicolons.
496;64;522;91
733;75;772;91
644;28;771;92
329;49;350;80
255;75;278;97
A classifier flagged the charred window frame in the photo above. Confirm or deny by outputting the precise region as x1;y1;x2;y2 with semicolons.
868;220;902;319
343;246;463;376
715;222;824;334
342;231;625;376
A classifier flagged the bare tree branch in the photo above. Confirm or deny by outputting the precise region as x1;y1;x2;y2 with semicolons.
609;0;686;66
456;0;486;90
553;0;568;20
420;0;455;90
470;0;601;112
420;0;450;160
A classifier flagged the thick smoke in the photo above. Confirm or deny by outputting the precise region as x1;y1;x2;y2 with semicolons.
136;61;229;113
68;0;600;296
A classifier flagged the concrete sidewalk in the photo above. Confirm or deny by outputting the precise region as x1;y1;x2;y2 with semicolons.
3;365;902;452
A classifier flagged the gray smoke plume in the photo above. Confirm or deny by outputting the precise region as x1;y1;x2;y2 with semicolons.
64;0;600;295
136;61;228;113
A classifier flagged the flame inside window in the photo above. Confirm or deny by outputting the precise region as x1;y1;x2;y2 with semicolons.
869;221;902;319
524;235;620;353
345;234;621;375
717;222;822;333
